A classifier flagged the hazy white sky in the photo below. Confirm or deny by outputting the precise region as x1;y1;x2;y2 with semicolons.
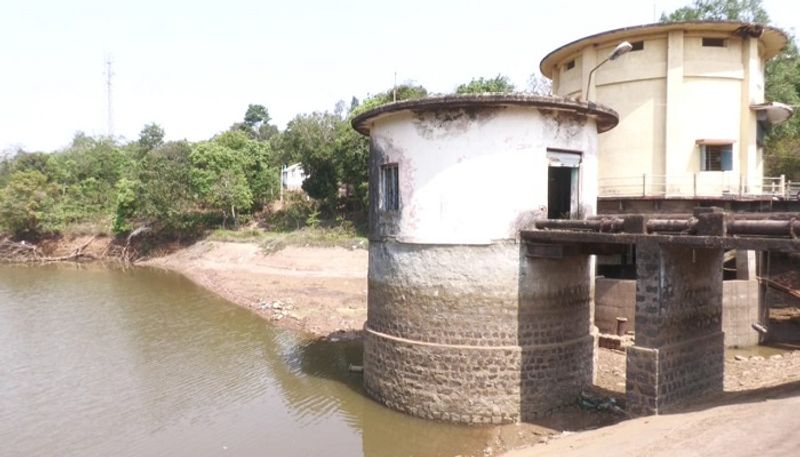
1;0;798;152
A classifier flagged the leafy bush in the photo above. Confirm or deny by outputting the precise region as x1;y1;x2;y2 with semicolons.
0;170;58;238
267;193;320;231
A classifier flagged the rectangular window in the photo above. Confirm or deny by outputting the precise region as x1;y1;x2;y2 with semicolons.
565;60;575;70
631;41;644;51
757;120;769;147
701;144;733;171
381;164;399;211
702;37;726;47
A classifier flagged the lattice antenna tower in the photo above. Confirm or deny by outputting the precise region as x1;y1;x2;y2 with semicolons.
105;56;114;137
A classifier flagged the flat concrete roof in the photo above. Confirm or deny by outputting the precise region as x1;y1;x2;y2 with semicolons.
540;21;789;78
351;93;619;135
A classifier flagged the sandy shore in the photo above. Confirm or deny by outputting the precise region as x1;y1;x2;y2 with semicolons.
140;240;368;340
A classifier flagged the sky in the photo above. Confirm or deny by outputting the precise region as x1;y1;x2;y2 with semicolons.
1;0;798;153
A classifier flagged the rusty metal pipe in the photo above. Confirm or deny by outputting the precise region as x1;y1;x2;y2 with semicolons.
728;219;800;237
536;216;800;238
534;218;624;232
646;219;694;233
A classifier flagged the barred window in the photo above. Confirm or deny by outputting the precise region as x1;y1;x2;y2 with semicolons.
381;164;399;211
701;144;733;171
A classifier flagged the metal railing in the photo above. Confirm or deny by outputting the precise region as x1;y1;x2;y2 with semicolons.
599;173;799;199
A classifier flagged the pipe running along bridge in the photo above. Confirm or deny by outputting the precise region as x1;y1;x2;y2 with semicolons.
525;208;800;415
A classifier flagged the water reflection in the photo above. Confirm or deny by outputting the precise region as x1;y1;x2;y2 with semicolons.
0;264;490;457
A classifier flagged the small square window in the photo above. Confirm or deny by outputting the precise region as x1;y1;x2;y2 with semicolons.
631;41;644;51
381;164;399;211
565;60;575;70
702;37;726;47
701;144;733;171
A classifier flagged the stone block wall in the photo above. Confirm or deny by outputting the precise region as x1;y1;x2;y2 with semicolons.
626;242;724;416
596;277;759;347
364;329;522;424
364;241;594;424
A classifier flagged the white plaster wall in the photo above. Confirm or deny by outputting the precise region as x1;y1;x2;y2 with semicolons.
680;77;742;176
369;107;600;244
559;54;584;96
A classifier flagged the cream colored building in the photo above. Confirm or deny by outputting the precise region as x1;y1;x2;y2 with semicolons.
541;21;793;199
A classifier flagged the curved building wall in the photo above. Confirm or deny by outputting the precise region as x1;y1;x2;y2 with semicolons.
545;23;780;197
367;106;599;244
355;98;613;424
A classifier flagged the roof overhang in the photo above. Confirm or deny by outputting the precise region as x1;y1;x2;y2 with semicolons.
540;21;789;79
752;101;794;125
350;93;620;135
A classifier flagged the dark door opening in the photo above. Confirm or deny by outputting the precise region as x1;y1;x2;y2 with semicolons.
548;166;573;219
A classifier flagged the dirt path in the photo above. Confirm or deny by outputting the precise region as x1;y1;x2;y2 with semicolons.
502;382;800;457
140;241;368;340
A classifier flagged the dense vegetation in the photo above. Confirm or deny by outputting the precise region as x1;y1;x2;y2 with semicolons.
0;105;334;240
0;85;433;240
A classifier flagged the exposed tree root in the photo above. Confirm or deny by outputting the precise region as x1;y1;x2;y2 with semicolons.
0;236;101;263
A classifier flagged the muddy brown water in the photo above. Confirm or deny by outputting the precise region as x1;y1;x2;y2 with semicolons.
0;264;493;457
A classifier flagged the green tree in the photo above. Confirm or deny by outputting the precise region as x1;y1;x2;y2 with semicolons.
244;104;270;129
112;177;140;235
137;123;165;152
189;141;253;227
214;130;280;208
112;141;198;235
235;104;279;141
333;121;369;211
0;170;57;238
350;84;429;116
660;0;769;22
455;75;515;94
278;112;341;206
272;102;371;218
44;134;127;227
764;41;800;179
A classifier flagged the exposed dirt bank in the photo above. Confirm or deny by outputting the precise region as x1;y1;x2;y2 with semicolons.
139;240;368;340
0;235;116;263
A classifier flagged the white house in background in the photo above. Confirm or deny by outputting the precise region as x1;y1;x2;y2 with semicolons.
281;163;306;191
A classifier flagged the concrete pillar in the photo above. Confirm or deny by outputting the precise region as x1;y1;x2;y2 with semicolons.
581;45;597;101
736;249;757;280
664;30;684;189
740;36;762;191
626;242;724;415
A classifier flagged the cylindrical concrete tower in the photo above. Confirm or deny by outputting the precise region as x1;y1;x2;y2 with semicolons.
352;94;618;424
